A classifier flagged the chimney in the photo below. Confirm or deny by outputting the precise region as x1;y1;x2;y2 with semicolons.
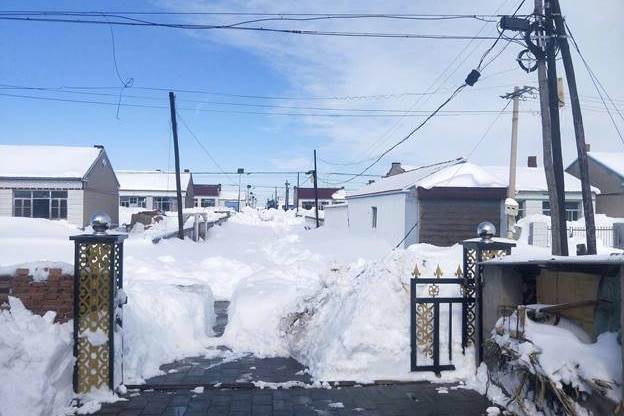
183;169;190;173
391;162;401;168
585;143;591;152
527;156;537;168
93;144;104;149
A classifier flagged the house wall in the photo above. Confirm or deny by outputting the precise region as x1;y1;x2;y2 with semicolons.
348;193;407;247
418;197;502;246
404;193;419;246
84;152;119;226
0;189;11;217
323;204;349;228
517;191;593;218
568;158;624;195
597;194;624;217
67;190;84;226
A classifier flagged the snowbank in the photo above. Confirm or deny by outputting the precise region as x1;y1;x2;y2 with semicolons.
0;298;74;416
282;244;477;382
123;280;216;383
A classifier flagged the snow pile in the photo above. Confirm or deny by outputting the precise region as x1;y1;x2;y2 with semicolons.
281;244;476;382
230;207;304;226
0;297;74;416
484;309;622;415
123;280;216;383
0;261;73;281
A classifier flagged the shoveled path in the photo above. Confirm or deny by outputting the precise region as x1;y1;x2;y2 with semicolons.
87;301;496;416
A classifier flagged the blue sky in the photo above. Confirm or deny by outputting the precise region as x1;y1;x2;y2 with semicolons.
1;0;623;201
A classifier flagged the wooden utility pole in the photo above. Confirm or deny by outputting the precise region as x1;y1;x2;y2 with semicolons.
551;0;597;254
168;92;185;240
313;150;320;228
296;172;300;214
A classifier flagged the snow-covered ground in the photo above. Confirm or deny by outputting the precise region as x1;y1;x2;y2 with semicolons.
0;209;622;415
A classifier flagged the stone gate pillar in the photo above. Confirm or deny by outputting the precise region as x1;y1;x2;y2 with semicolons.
70;213;127;393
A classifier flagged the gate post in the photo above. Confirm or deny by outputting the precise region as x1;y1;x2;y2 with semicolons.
70;213;127;393
461;222;515;365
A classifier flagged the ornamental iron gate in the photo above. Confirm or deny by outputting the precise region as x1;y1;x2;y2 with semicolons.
410;234;515;375
70;214;126;393
410;265;465;374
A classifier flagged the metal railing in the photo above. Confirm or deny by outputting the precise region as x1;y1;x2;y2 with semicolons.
546;226;614;248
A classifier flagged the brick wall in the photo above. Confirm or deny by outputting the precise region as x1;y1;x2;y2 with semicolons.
0;267;74;323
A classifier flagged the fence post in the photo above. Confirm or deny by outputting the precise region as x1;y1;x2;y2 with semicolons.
69;213;127;393
613;223;624;250
528;222;549;247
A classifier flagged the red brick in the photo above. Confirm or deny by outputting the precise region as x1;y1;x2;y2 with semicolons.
43;292;58;300
16;268;30;277
48;268;63;277
60;280;74;288
30;292;44;301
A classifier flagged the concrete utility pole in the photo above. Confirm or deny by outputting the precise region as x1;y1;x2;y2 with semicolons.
296;172;300;214
237;168;244;212
501;86;536;238
168;92;185;240
551;0;597;254
284;180;290;211
544;0;569;256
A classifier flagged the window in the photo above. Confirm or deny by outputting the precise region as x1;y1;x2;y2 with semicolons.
200;198;216;208
542;201;581;221
154;197;177;212
516;200;525;220
301;201;315;210
120;196;146;208
13;190;68;220
372;206;378;228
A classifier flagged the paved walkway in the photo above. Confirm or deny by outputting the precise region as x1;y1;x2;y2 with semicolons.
87;301;496;416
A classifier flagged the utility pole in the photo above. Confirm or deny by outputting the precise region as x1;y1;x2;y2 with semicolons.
501;86;536;238
284;180;290;211
168;92;185;240
551;0;597;254
296;172;300;214
544;0;569;256
237;168;244;212
313;150;320;228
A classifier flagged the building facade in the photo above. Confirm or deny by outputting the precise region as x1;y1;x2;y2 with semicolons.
0;145;120;226
193;184;221;208
116;170;194;212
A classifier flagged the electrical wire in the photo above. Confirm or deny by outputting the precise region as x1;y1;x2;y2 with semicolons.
564;22;624;145
0;15;503;40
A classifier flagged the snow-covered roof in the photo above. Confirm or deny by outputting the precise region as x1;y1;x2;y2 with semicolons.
349;160;505;198
586;152;624;179
482;166;598;193
0;145;103;178
116;171;192;192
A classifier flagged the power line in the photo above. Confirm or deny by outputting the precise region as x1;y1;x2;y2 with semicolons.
175;112;239;186
0;92;540;117
564;22;624;145
0;14;505;40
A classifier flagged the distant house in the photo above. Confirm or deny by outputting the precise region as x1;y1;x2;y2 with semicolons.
116;170;194;211
485;156;598;221
218;190;245;209
294;187;343;211
0;144;119;226
566;151;624;217
194;184;221;208
346;160;507;247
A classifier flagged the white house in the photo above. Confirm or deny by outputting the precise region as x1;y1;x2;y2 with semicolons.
0;144;120;226
484;162;598;221
346;160;508;247
116;170;194;211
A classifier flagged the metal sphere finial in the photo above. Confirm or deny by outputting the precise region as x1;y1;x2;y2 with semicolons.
477;221;496;241
91;212;111;235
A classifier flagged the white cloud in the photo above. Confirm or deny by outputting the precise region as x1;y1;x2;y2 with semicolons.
160;0;624;174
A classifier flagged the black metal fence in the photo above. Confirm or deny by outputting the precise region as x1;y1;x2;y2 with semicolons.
410;274;466;374
546;225;614;248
